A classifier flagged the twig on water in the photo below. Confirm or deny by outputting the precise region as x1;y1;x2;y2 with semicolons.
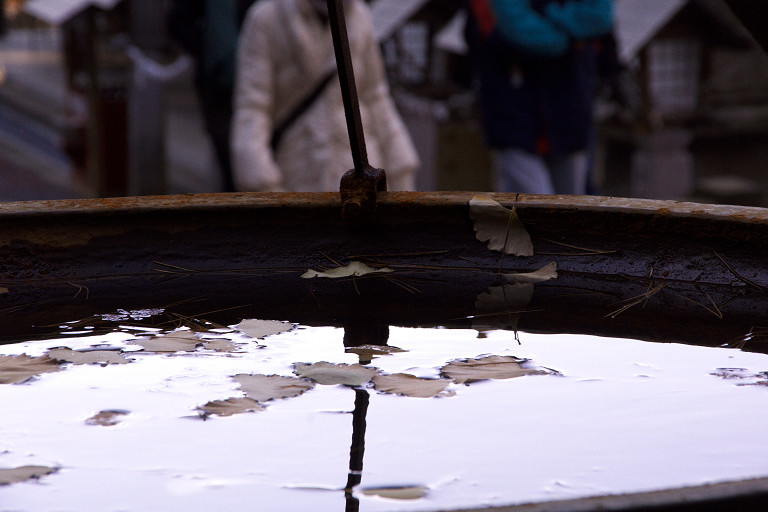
714;252;765;291
605;282;667;318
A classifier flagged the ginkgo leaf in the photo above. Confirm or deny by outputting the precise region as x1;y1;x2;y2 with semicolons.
85;410;129;426
0;354;61;384
469;196;533;256
198;397;266;417
233;374;314;402
0;466;58;485
441;355;552;384
133;331;201;353
293;362;378;386
47;348;130;365
503;262;558;283
201;339;240;353
373;373;453;398
301;261;393;279
236;319;294;339
361;485;429;500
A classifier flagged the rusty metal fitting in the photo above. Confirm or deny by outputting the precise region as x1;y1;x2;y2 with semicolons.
340;165;387;218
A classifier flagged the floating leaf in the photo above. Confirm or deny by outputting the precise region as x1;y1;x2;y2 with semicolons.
361;485;429;500
469;196;533;256
85;410;129;426
0;354;61;384
0;287;8;294
504;262;558;283
198;397;266;417
233;374;314;402
373;373;453;398
441;355;552;384
0;466;58;485
201;339;240;353
301;261;393;279
294;362;378;386
236;319;294;339
47;348;130;365
133;331;201;353
345;344;406;361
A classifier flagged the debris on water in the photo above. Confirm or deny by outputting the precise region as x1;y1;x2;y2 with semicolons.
344;344;406;361
360;485;429;500
131;331;201;353
100;309;165;322
372;373;454;398
47;347;131;366
301;261;393;279
293;361;378;386
503;262;558;283
233;373;314;402
441;355;556;384
235;319;294;339
199;338;241;353
0;354;60;384
0;466;57;486
197;397;265;417
85;410;129;426
711;368;768;386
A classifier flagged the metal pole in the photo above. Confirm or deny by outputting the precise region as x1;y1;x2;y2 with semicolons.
326;0;368;175
326;0;387;218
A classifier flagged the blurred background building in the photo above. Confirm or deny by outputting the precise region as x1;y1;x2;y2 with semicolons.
1;0;767;205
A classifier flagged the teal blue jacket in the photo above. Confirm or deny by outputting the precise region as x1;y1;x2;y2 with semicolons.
466;0;615;155
490;0;614;56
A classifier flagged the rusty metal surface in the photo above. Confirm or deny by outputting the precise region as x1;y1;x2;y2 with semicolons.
1;192;767;350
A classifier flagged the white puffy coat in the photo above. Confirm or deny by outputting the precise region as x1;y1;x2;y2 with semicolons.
231;0;419;191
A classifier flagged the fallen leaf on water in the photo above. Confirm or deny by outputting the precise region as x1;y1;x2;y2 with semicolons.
469;196;533;256
441;355;552;384
198;397;266;417
233;374;314;402
373;373;453;398
236;319;294;339
294;362;378;386
85;410;129;426
0;466;58;485
345;344;406;361
503;262;558;283
133;331;201;353
47;347;130;365
200;339;240;353
0;354;61;384
361;485;429;500
301;261;393;279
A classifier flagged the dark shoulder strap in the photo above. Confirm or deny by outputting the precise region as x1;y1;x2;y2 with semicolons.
270;70;336;152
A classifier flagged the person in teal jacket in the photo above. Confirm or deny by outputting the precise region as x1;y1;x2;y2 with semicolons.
466;0;614;194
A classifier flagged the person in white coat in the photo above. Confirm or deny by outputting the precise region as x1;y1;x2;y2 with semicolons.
231;0;419;192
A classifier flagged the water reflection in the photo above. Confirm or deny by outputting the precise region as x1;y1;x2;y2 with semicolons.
345;388;369;512
1;313;768;511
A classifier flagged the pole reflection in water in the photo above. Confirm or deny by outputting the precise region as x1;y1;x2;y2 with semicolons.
344;388;369;512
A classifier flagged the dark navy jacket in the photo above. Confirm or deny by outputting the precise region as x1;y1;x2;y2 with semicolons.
466;0;613;155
